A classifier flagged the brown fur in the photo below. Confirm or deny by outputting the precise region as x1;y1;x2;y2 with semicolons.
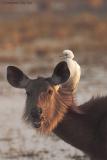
37;86;75;134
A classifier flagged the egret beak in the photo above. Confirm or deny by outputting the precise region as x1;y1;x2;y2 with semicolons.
54;85;60;92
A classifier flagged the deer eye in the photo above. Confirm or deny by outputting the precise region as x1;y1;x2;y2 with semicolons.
47;88;53;95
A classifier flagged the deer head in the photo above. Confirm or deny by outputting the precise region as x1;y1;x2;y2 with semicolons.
7;62;76;134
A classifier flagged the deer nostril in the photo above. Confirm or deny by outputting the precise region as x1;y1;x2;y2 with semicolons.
31;109;36;118
37;107;42;114
31;107;42;118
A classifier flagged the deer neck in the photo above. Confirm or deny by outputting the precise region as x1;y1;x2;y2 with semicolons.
53;110;93;154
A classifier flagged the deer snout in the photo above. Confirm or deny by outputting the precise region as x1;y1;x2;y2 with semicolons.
31;107;42;128
31;107;42;120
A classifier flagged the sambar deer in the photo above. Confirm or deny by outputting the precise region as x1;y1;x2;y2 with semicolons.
7;61;107;160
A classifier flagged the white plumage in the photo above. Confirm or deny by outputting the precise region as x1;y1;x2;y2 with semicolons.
62;49;81;92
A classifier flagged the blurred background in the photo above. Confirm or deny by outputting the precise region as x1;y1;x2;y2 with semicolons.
0;0;107;160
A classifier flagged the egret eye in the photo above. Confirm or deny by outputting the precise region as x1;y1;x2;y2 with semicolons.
26;91;31;96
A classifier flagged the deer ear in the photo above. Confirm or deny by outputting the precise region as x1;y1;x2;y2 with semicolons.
7;66;30;88
52;61;70;85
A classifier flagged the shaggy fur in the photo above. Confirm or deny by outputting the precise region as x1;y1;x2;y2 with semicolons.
37;85;75;134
